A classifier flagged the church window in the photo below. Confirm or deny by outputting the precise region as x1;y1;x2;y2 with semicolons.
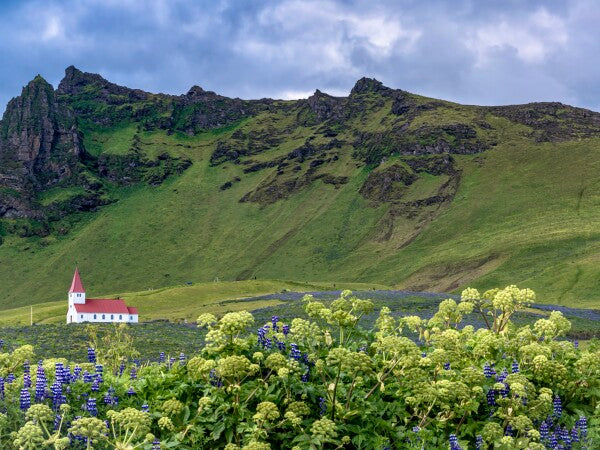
119;314;122;320
111;314;114;320
102;314;105;319
94;314;97;319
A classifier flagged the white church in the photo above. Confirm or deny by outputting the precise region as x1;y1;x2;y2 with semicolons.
66;268;139;324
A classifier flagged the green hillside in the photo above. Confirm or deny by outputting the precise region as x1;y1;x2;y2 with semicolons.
1;68;600;309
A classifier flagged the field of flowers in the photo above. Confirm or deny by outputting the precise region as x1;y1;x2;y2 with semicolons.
0;286;598;449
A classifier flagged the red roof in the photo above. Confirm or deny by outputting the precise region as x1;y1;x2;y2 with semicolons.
69;268;85;293
74;299;137;315
127;306;138;314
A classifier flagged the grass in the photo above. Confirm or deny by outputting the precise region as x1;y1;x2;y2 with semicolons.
0;279;389;325
1;96;600;311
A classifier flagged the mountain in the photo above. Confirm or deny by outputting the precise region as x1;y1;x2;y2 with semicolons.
1;66;600;309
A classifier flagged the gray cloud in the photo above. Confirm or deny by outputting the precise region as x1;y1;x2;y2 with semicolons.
1;0;599;115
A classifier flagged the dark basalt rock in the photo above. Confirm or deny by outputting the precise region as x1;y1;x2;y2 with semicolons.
359;163;418;202
0;75;84;218
350;77;391;96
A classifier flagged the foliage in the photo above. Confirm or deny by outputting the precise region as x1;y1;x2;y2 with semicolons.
0;287;598;448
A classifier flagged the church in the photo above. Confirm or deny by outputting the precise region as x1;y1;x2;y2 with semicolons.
66;268;139;324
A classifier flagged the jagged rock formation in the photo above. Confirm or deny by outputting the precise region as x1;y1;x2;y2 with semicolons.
0;76;83;217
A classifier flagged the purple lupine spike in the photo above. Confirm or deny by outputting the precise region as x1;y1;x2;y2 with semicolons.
20;388;31;410
511;360;519;373
179;352;186;365
118;362;125;376
444;362;451;370
449;433;462;450
142;403;150;413
23;373;31;388
6;373;15;383
0;377;4;400
319;397;326;416
35;362;47;402
553;395;562;418
271;315;279;332
290;343;301;360
486;389;496;406
152;439;161;450
130;366;137;380
159;352;165;363
127;386;135;396
282;324;290;336
87;397;97;416
87;348;96;364
475;435;483;450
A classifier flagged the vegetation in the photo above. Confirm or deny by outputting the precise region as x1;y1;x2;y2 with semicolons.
2;73;600;311
0;287;598;448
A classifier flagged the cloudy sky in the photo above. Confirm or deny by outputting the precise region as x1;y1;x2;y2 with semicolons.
1;0;599;114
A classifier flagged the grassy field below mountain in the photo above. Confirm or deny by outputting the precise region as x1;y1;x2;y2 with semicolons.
1;69;600;310
0;279;388;325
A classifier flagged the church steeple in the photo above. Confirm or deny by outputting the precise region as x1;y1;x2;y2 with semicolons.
68;268;86;306
69;267;85;293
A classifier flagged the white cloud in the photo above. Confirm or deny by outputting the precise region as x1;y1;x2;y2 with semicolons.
234;0;421;73
465;7;568;66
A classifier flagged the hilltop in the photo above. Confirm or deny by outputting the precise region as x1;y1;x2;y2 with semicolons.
1;66;600;308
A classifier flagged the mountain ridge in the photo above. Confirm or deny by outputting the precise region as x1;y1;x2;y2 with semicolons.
1;66;600;309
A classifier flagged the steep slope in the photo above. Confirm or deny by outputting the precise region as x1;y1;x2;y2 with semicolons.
1;67;600;308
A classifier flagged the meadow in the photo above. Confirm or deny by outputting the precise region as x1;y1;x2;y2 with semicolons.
0;286;597;449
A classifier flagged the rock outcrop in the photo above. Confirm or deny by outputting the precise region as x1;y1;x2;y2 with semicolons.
0;75;83;217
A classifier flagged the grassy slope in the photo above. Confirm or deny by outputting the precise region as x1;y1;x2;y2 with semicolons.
1;98;600;309
0;279;388;325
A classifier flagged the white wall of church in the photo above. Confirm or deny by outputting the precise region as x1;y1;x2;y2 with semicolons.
68;312;139;324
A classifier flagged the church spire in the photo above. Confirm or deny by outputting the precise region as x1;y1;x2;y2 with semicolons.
69;267;85;293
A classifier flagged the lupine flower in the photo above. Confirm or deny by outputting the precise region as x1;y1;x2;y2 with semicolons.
511;361;519;373
23;373;31;388
54;414;61;431
87;347;96;363
35;362;47;402
412;426;421;433
179;352;186;364
23;360;30;374
574;340;579;349
118;362;125;376
159;352;165;363
505;425;513;436
127;386;136;396
277;341;286;351
103;392;113;405
444;362;451;370
290;343;301;360
91;379;100;392
475;435;483;450
83;371;93;383
130;366;138;380
449;433;462;450
553;395;562;418
169;357;176;367
152;439;161;450
73;366;82;381
6;373;15;383
486;389;496;406
51;381;64;409
271;315;279;331
142;403;150;413
319;397;327;416
209;369;222;387
540;420;549;441
87;398;98;416
0;338;3;350
0;377;4;400
576;416;587;439
282;324;290;336
20;388;31;410
301;370;309;382
483;363;493;378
